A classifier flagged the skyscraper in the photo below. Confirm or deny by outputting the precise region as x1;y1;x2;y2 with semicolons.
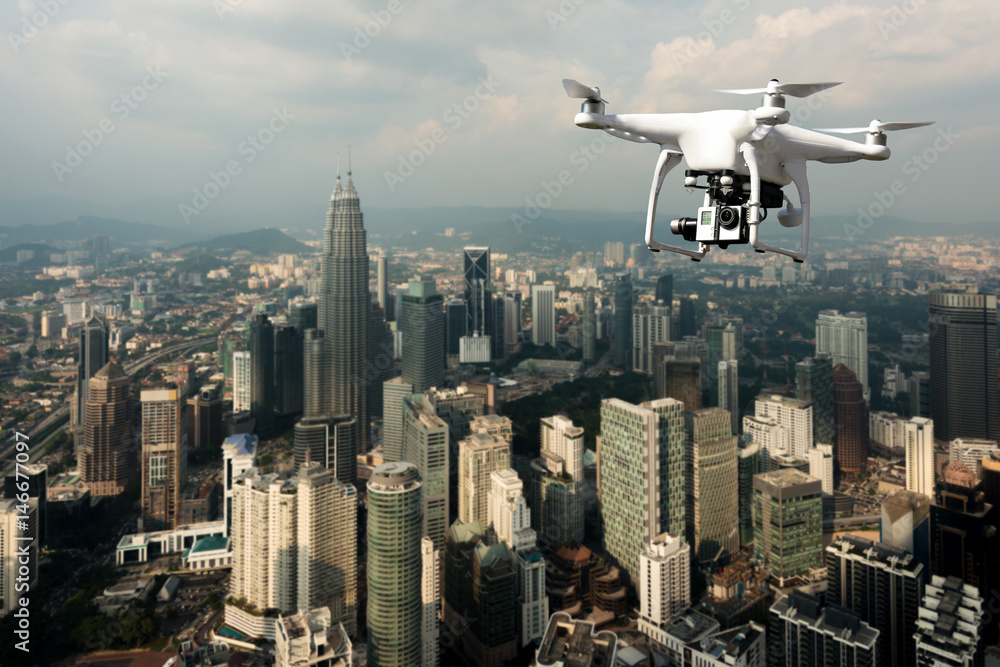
491;292;506;361
319;163;370;452
908;370;931;419
816;310;868;400
913;575;985;666
638;532;690;647
458;432;510;528
655;274;673;307
75;316;110;430
421;537;440;667
290;301;318;333
232;350;251;413
753;469;823;586
613;273;633;368
904;417;934;497
582;291;596;363
140;387;187;531
221;433;256;537
532;416;586;547
402;394;449;550
382;376;414;463
531;284;556;347
717;360;738;434
376;253;388;311
598;397;686;583
367;296;396;419
80;361;135;497
753;394;814;459
796;353;834;447
833;364;868;473
367;462;424;667
248;314;275;439
826;534;923;667
273;322;303;417
463;246;491;338
658;357;702;408
633;301;671;374
503;292;522;358
186;389;222;453
678;298;696;338
445;298;467;362
685;407;740;562
401;278;445;392
293;414;357;484
0;499;38;617
768;591;880;666
302;329;324;418
738;443;761;546
929;289;999;442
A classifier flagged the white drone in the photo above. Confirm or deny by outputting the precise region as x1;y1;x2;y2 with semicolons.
563;78;933;262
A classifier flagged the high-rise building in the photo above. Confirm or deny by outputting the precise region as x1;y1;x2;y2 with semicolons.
685;408;740;563
503;292;522;358
678;298;696;338
703;320;739;390
913;575;985;666
833;364;868;473
443;519;518;666
75;316;110;430
302;329;325;418
232;350;252;413
275;609;352;667
421;537;439;667
187;389;223;453
908;370;931;419
905;417;935;497
717;360;738;434
402;394;449;550
768;591;880;666
752;394;813;459
603;240;624;266
249;314;275;439
950;438;998;482
929;289;998;442
638;532;690;647
376;253;388;311
273;322;303;417
221;433;256;537
3;464;47;547
382;377;414;463
826;534;923;667
80;362;135;497
296;462;358;636
401;278;445;392
319;164;371;452
536;613;618;666
816;310;868;400
367;297;396;420
582;291;596;363
806;443;834;495
738;442;761;546
293;414;357;484
658;357;701;408
598;397;686;582
656;274;673;307
367;463;423;667
540;415;584;482
290;301;318;333
753;469;823;586
140;387;187;531
463;246;491;339
531;284;556;348
796;353;834;447
491;292;506;361
445;298;467;362
613;273;633;368
929;477;1000;643
1;499;38;617
458;432;510;528
633;301;671;374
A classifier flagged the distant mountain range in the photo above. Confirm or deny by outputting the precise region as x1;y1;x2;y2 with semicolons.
176;227;312;255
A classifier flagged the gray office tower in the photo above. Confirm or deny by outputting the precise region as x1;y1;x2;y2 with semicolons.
274;323;302;416
294;414;357;484
319;164;370;451
583;291;596;363
376;253;388;311
614;273;633;368
401;278;445;392
303;329;325;419
367;296;395;419
249;314;275;439
503;292;522;358
445;299;467;359
291;301;318;332
76;317;110;429
796;353;834;446
492;292;506;360
909;371;931;418
463;246;491;337
679;298;697;338
656;274;673;307
929;289;998;442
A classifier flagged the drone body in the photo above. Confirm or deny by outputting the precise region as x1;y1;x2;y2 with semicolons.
563;78;932;262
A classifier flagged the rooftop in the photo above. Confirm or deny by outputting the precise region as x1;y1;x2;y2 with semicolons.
536;612;617;667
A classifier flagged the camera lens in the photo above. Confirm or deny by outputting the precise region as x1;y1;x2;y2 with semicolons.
718;207;738;229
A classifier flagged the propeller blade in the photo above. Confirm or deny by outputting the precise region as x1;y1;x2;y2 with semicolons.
774;82;841;97
815;120;935;134
713;87;767;95
562;79;607;103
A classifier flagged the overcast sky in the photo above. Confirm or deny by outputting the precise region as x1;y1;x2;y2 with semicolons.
2;0;997;227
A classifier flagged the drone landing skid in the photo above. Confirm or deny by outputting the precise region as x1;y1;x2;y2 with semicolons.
644;148;708;261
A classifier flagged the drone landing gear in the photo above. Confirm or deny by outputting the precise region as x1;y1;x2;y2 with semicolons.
741;143;810;262
644;147;708;261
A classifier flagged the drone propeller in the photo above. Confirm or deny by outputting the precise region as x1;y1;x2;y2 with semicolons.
715;80;841;98
814;120;935;134
563;79;608;104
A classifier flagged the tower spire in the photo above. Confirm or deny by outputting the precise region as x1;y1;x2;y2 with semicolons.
345;145;354;190
333;152;343;200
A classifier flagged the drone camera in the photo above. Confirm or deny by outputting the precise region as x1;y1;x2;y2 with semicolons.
671;206;749;246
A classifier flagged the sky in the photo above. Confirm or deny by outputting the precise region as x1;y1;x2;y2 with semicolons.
1;0;998;229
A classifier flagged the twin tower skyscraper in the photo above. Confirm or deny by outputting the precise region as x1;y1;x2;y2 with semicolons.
308;160;371;458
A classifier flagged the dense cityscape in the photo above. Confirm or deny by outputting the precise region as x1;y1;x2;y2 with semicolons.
0;163;998;667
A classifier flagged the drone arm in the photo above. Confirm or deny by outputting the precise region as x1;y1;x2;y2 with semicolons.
645;147;707;260
741;143;809;262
